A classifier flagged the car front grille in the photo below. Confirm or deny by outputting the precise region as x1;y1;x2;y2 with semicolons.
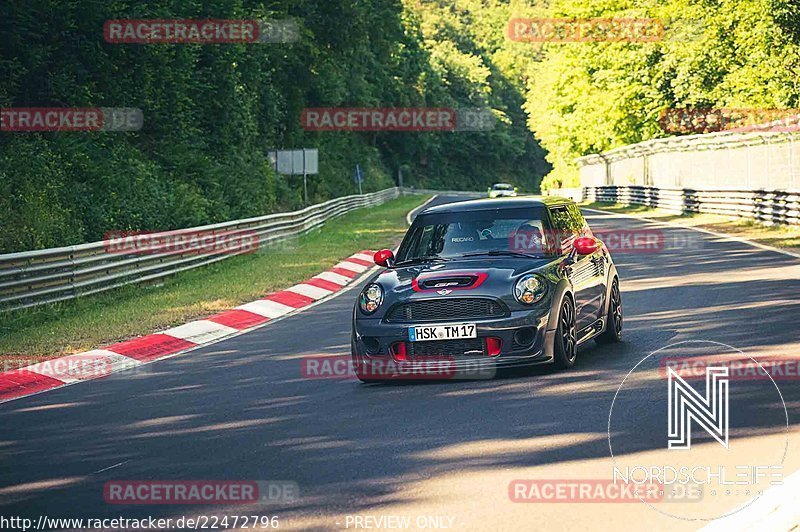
385;298;508;323
409;338;486;358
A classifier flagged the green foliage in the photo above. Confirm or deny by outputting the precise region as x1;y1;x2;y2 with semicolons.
0;0;548;253
517;0;800;189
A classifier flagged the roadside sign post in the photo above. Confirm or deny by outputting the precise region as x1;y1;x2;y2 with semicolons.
271;148;319;206
355;164;363;195
303;170;308;206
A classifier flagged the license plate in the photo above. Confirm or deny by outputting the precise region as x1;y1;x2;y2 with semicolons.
408;323;477;342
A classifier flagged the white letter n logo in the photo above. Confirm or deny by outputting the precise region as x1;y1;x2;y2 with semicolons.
667;366;729;450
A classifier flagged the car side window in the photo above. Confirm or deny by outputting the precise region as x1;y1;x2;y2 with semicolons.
567;204;590;236
548;205;582;254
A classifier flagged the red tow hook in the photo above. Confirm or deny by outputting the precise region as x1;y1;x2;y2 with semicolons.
486;337;502;357
390;341;408;361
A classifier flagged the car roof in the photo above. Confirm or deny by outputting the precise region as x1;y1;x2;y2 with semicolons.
492;183;512;187
420;196;573;215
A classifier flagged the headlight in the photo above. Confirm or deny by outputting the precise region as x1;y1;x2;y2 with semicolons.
514;274;546;305
359;283;384;314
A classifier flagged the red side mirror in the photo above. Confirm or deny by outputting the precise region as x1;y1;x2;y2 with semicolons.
573;237;599;255
374;249;395;267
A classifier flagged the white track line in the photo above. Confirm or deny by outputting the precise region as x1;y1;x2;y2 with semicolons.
406;194;439;225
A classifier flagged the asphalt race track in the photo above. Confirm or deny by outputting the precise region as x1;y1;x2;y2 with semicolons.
1;196;798;531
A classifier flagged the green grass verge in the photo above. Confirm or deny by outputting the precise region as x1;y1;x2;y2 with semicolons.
0;194;429;365
582;201;800;252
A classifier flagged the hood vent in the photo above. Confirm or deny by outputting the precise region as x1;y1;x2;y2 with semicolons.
418;275;476;290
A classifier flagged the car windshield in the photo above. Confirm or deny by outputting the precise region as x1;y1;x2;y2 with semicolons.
396;207;553;263
493;184;513;190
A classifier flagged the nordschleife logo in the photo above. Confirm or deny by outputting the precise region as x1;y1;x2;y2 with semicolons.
667;366;729;450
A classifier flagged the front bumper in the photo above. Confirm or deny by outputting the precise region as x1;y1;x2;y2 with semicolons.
352;307;555;378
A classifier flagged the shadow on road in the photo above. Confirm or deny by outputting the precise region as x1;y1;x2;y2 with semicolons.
0;208;798;523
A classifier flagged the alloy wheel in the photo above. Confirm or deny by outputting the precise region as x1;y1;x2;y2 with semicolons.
560;300;577;363
611;281;622;335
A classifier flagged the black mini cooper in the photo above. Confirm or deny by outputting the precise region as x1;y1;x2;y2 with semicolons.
350;197;622;381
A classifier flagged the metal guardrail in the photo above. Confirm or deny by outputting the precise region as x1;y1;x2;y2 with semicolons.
0;188;402;312
403;188;483;198
584;185;800;225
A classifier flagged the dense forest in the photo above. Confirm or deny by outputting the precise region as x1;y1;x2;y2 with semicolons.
2;0;799;253
0;0;549;253
520;0;800;189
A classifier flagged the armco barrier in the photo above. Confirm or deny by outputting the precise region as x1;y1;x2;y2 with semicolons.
583;185;800;225
403;188;483;198
0;188;402;312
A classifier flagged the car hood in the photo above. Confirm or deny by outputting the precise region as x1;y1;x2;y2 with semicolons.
363;257;558;319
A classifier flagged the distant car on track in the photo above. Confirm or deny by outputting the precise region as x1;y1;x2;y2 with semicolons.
350;196;622;382
488;183;518;198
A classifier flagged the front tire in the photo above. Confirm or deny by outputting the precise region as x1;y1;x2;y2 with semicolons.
595;278;623;345
553;297;577;369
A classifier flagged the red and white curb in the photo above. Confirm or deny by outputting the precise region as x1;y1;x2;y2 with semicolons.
0;250;377;405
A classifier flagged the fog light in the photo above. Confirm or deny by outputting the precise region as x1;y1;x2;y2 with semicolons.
390;341;407;361
513;327;535;348
486;337;502;357
363;337;380;354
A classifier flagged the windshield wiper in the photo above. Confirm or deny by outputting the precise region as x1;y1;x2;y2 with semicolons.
461;250;545;259
395;256;450;266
